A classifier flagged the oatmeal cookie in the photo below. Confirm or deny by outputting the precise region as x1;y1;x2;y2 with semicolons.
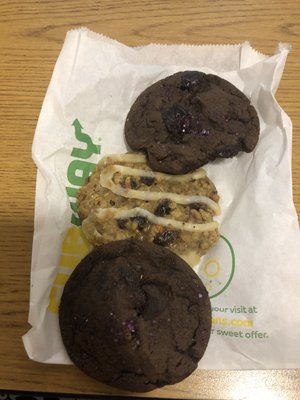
77;152;220;266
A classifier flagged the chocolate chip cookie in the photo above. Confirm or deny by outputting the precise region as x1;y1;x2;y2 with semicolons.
59;239;211;392
125;71;260;174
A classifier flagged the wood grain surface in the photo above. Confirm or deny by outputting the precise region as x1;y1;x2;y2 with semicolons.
0;1;299;399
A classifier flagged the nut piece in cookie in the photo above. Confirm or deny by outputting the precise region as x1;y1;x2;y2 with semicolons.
125;71;260;174
77;152;220;266
59;239;212;392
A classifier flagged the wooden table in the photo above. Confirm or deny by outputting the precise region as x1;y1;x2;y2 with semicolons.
1;1;299;399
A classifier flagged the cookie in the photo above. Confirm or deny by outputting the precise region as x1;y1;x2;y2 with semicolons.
125;71;260;174
77;152;220;266
59;239;212;392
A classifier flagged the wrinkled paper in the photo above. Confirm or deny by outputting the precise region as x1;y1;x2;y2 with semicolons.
23;28;300;369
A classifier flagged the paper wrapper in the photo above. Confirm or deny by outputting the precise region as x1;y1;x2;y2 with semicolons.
23;28;300;368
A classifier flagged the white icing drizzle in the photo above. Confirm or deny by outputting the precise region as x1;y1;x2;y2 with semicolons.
106;164;206;182
100;165;220;215
100;152;147;166
89;207;218;233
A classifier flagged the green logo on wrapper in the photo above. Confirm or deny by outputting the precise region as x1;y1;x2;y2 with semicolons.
49;119;101;314
66;119;101;226
198;235;235;299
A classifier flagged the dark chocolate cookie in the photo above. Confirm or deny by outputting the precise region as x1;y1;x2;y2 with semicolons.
59;239;211;392
125;71;260;174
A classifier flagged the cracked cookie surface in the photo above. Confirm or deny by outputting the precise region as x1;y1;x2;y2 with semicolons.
125;71;260;174
59;239;211;392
